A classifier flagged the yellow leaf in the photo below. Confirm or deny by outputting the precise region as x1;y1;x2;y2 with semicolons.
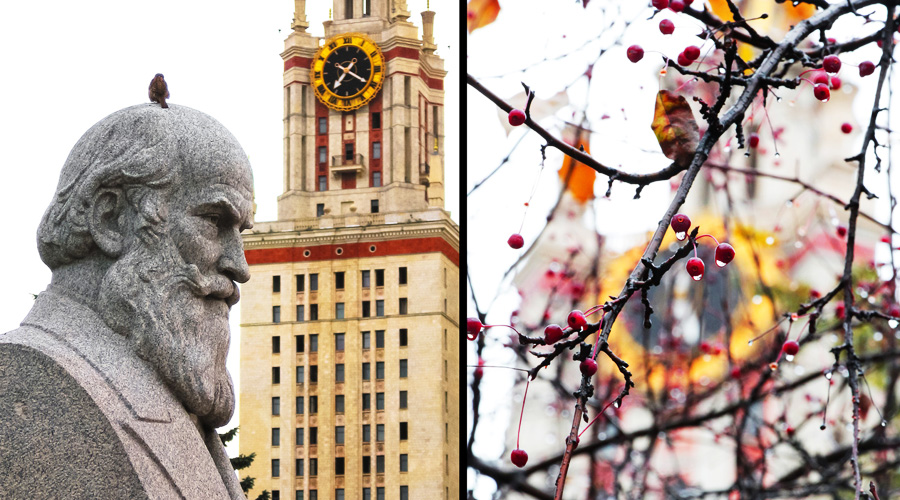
467;0;500;34
650;91;699;167
708;0;734;22
558;136;596;203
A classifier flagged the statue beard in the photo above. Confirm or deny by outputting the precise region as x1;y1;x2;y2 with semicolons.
98;234;238;429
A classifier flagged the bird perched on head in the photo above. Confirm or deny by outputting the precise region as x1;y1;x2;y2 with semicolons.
149;73;170;108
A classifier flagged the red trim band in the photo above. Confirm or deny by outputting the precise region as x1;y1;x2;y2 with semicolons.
245;236;459;267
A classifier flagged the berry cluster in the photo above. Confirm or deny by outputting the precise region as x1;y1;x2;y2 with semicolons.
670;213;735;280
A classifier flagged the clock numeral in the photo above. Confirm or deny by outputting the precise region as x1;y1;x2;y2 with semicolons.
342;99;352;107
328;96;338;104
314;71;321;79
317;85;327;95
373;65;382;73
343;37;352;44
328;42;337;49
370;50;378;57
318;56;324;61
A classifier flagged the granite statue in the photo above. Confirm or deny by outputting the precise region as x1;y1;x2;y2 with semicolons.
0;102;253;499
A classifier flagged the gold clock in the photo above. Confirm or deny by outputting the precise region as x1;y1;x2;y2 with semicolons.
311;33;385;111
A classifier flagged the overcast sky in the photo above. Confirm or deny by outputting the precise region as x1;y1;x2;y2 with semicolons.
0;0;457;456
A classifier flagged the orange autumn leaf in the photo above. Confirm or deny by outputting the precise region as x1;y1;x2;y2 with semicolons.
707;0;734;22
651;90;699;167
783;1;815;22
558;136;596;203
467;0;500;34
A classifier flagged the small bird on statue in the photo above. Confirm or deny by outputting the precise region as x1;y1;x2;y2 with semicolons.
148;73;170;108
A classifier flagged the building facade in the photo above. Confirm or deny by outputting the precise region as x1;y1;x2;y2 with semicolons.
239;2;459;500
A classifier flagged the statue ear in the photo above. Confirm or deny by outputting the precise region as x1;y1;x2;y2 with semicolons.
89;188;125;258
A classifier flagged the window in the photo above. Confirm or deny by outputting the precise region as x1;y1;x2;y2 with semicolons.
310;396;318;414
273;459;280;477
376;300;384;317
335;333;345;351
273;306;281;323
372;112;381;129
344;142;354;159
362;301;371;317
317;203;325;217
335;425;344;444
362;363;370;381
336;489;344;500
310;365;318;383
362;331;370;349
310;491;317;500
400;422;408;440
272;397;280;415
373;171;381;187
273;275;281;292
296;458;304;476
376;330;384;348
296;335;305;353
371;200;379;213
309;457;317;476
318;146;326;164
345;0;352;18
363;424;371;442
362;270;370;288
297;490;304;500
376;362;384;380
296;428;304;446
273;492;280;500
363;456;371;474
400;486;408;500
377;488;384;500
400;391;407;409
375;269;384;287
363;393;371;410
335;303;344;319
399;267;407;285
444;360;447;381
296;396;304;414
273;336;280;354
272;428;280;446
318;117;327;134
272;367;281;384
318;175;326;191
310;427;317;445
373;141;381;159
310;304;318;320
310;274;318;291
376;393;384;411
335;271;345;289
296;305;304;322
310;334;318;352
399;298;408;315
297;274;305;291
376;455;385;473
399;329;408;347
400;359;407;378
400;455;408;473
376;424;384;442
336;364;345;383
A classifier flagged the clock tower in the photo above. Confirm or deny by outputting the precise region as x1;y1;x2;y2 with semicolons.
238;2;458;500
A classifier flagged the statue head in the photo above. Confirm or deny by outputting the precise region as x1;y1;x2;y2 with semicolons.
37;104;253;427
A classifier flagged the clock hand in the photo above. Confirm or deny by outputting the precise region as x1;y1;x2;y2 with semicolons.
333;62;349;89
345;70;367;83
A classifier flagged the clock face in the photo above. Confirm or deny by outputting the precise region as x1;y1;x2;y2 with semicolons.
311;33;384;112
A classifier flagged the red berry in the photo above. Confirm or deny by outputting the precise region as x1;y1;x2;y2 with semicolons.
686;257;705;281
474;358;485;379
669;0;685;12
510;449;528;467
836;225;847;238
782;340;800;356
683;0;693;5
730;366;742;379
830;76;842;90
748;133;759;148
508;109;527;126
859;61;876;77
671;213;692;233
651;0;668;9
823;55;841;74
567;310;587;329
841;123;852;134
580;358;598;376
813;84;830;102
836;303;846;319
810;289;821;299
715;243;735;267
683;45;701;61
508;233;525;249
881;235;891;244
467;318;483;340
544;324;565;344
786;425;795;436
699;340;711;353
812;71;829;85
676;52;691;66
659;19;675;35
627;45;644;63
888;305;900;318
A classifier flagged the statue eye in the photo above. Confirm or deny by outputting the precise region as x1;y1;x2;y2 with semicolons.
202;214;220;227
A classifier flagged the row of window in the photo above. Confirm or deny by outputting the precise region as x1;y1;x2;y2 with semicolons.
272;331;407;354
270;422;408;447
274;298;408;322
316;111;381;136
268;486;409;500
275;453;407;478
273;360;408;384
273;269;407;293
274;391;407;415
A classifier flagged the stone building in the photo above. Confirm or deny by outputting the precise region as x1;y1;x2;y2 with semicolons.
239;2;459;499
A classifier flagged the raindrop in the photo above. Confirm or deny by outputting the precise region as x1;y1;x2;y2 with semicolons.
776;96;782;102
748;340;754;346
774;152;781;157
675;231;686;241
824;371;833;380
785;354;795;362
613;400;620;408
744;152;751;157
874;331;883;342
889;319;898;329
881;420;887;427
691;274;703;281
716;260;727;267
820;424;826;430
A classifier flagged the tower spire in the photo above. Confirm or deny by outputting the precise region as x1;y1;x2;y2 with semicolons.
291;0;309;32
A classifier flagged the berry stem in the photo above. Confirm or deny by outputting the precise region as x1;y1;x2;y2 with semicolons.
467;364;532;373
695;233;721;246
517;378;530;449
